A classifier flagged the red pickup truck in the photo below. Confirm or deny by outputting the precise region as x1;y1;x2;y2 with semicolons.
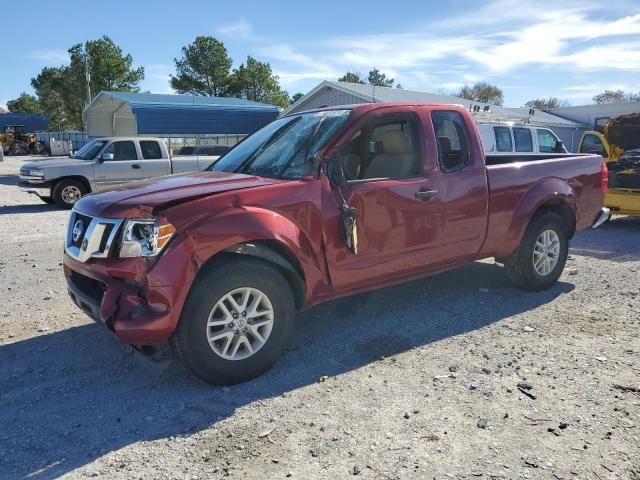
63;103;609;384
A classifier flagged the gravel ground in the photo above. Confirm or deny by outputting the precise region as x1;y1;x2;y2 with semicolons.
0;156;638;480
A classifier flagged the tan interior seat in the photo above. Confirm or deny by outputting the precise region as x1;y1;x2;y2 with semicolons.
364;130;416;179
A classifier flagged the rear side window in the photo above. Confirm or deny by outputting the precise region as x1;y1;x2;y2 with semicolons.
106;141;138;160
513;128;533;152
536;129;558;153
432;111;470;171
493;126;513;152
140;141;163;159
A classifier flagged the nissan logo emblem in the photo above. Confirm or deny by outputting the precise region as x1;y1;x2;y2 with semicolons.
72;219;84;243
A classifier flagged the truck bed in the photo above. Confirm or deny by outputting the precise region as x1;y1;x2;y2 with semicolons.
480;154;605;258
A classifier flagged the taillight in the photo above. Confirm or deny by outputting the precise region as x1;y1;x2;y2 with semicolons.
601;160;608;195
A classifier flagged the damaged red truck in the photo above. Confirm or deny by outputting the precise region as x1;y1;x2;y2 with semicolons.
63;103;609;384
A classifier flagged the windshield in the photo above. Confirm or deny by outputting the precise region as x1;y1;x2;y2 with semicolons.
212;110;351;179
72;140;108;160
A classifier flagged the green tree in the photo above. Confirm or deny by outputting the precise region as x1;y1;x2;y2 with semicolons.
31;36;144;130
170;36;232;96
337;70;366;84
592;89;639;104
457;82;504;105
290;92;305;104
31;67;71;130
368;68;394;87
7;92;41;113
229;56;290;108
525;97;570;109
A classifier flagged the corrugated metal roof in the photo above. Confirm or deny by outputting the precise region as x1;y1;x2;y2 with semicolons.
105;91;277;110
288;81;584;128
0;113;49;131
87;92;279;136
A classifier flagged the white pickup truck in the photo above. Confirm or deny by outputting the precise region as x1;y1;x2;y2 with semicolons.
18;137;225;208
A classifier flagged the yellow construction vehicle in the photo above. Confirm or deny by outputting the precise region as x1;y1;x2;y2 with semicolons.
0;125;45;155
578;112;640;217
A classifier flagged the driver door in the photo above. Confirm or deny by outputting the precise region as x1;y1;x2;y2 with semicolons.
94;140;143;191
322;112;442;290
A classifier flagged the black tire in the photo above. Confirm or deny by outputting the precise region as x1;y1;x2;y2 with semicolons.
52;179;87;209
504;212;568;291
40;197;55;205
171;257;296;385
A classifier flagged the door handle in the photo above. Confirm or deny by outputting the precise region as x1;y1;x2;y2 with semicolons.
415;189;438;201
131;164;141;169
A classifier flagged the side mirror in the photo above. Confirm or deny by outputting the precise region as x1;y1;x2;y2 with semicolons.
554;140;565;153
102;152;114;161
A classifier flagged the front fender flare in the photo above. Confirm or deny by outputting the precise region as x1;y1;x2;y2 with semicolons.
184;206;326;302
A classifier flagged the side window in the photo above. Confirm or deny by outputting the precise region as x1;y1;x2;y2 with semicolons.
513;128;533;152
339;118;421;181
140;141;163;159
582;134;607;156
432;111;470;171
105;141;138;161
493;126;513;152
536;129;559;153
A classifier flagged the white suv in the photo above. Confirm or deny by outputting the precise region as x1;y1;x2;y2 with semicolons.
478;123;567;156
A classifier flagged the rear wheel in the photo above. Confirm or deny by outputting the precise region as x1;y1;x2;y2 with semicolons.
504;212;568;291
53;179;87;209
171;258;295;385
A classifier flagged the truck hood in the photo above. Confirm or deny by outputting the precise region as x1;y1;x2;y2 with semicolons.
74;171;281;218
21;157;93;171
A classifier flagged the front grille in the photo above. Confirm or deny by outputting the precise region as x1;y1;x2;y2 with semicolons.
65;211;124;263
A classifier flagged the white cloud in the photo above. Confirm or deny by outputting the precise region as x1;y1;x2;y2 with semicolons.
141;64;173;94
217;19;253;38
29;50;68;63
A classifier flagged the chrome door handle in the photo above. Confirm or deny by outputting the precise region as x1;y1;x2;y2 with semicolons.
415;189;438;200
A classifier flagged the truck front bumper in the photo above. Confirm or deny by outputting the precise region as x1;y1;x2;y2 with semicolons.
63;251;193;345
592;207;611;228
18;180;51;197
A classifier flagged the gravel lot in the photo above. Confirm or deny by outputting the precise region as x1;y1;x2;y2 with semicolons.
0;156;638;480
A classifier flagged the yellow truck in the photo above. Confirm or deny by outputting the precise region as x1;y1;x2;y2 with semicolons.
578;112;640;216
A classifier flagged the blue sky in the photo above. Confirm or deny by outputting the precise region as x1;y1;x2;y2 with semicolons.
2;0;639;109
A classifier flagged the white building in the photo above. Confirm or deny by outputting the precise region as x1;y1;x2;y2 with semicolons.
549;102;640;131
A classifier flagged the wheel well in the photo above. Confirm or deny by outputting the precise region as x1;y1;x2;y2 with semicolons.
197;240;307;310
51;176;92;194
532;200;576;238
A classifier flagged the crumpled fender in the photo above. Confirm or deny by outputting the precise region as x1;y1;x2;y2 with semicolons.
505;177;577;249
181;205;326;302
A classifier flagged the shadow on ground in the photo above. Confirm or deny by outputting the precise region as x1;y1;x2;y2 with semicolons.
0;175;18;186
0;203;60;215
0;262;574;479
570;215;640;262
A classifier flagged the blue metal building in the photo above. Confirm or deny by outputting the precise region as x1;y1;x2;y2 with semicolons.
0;113;49;132
84;92;279;140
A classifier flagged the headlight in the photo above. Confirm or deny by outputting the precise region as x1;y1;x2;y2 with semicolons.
21;168;44;177
119;216;176;258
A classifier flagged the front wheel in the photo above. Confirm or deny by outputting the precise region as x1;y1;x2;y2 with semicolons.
53;179;87;209
171;258;295;385
504;212;568;291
